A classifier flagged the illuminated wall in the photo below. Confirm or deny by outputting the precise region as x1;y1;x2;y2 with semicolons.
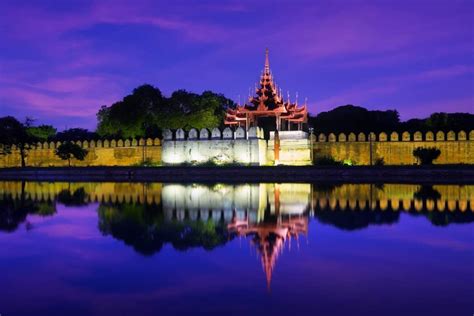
0;138;161;167
1;129;473;167
161;127;268;165
162;127;311;166
313;130;474;165
267;131;312;165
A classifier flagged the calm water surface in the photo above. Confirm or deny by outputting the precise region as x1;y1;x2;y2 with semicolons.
0;182;473;316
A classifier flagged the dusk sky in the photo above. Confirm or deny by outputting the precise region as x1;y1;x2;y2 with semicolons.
0;0;473;131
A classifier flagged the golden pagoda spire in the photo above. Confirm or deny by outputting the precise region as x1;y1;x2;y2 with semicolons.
264;48;270;74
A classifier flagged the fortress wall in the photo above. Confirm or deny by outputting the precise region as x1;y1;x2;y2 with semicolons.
0;138;162;168
267;138;312;165
313;130;474;165
1;130;473;167
161;127;267;165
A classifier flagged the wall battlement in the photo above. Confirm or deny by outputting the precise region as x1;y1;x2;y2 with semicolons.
162;126;265;141
161;127;267;165
315;130;473;142
0;129;473;167
0;138;161;167
313;130;474;165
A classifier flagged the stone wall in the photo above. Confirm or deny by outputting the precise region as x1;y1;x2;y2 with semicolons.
268;131;311;165
1;129;473;167
0;138;161;168
313;130;474;165
161;127;268;165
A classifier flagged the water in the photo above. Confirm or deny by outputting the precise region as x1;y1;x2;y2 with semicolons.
0;182;472;316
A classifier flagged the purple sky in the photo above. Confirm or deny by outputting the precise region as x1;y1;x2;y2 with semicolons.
0;0;473;131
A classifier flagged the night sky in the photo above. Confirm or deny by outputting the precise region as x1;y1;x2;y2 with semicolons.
0;0;473;130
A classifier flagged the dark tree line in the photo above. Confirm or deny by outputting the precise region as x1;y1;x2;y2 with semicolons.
308;105;474;134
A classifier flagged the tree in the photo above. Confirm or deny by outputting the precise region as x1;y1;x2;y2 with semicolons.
413;147;441;165
308;106;474;134
0;116;39;167
55;128;97;142
26;125;56;142
55;142;88;166
308;105;400;134
96;84;235;138
97;84;164;138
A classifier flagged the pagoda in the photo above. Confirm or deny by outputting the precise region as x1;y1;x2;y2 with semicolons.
224;49;308;131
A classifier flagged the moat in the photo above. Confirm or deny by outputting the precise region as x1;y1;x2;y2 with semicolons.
0;181;472;316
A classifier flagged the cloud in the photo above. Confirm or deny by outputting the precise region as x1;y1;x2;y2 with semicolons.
0;0;472;128
0;85;117;117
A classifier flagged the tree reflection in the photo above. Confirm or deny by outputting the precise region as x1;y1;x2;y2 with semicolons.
57;187;88;206
314;209;400;230
98;202;231;256
414;185;441;201
424;211;474;226
0;182;56;232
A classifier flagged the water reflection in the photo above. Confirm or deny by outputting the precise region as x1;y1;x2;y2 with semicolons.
0;181;472;315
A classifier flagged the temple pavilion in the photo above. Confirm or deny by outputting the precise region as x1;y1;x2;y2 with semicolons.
224;49;308;131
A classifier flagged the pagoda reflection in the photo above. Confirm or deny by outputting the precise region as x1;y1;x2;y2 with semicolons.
162;183;311;288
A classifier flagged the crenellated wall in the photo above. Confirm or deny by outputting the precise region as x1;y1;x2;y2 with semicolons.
313;130;474;165
0;138;162;167
161;126;268;165
1;129;472;167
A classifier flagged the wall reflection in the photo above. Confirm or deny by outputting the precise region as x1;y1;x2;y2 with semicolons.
1;181;473;287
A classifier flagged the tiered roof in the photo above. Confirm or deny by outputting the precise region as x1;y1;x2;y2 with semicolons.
224;49;308;130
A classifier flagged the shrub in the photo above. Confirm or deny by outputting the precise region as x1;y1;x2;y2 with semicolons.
374;157;385;166
55;142;88;166
134;158;161;167
314;156;342;166
413;147;441;165
343;159;355;166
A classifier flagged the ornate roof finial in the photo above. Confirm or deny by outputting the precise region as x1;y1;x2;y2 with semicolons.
304;97;308;107
287;90;290;104
264;48;270;74
295;92;299;106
